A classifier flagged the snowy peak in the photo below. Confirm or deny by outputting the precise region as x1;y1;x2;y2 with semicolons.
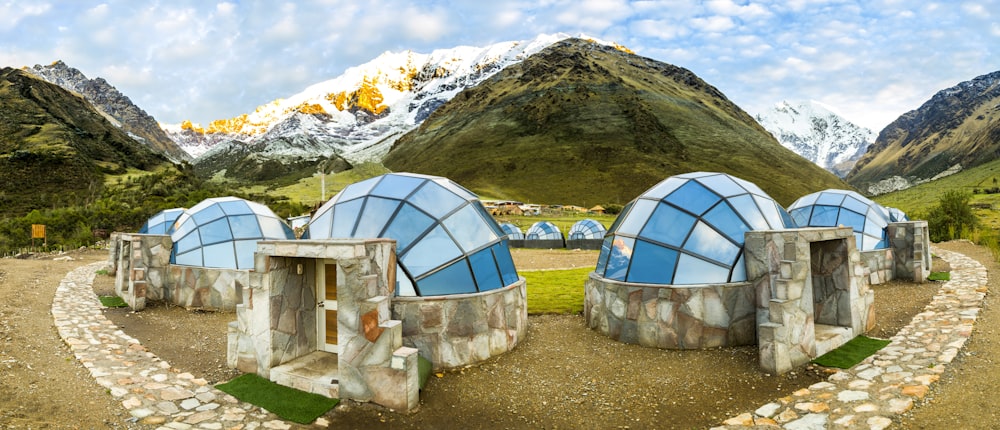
755;100;874;177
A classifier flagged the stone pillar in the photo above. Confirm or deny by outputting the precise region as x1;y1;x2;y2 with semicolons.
888;221;931;282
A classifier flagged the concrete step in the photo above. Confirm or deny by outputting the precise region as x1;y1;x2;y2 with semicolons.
270;351;339;398
814;323;852;357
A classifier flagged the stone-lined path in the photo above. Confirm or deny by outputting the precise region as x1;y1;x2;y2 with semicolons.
51;262;318;429
715;246;988;429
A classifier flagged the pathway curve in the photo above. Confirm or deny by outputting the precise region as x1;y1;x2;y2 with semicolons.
50;261;318;429
715;246;988;430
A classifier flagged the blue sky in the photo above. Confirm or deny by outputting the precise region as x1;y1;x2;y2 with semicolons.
2;0;997;132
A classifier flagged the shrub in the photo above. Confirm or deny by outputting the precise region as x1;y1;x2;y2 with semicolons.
926;190;978;242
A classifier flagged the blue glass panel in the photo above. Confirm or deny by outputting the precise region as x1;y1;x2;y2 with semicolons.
683;221;739;265
469;247;503;291
199;217;233;246
731;252;747;282
401;225;462;277
816;192;846;206
643;177;685;200
307;210;333;239
696;174;746;197
174;232;201;254
864;216;885;237
474;202;506;237
570;232;584;240
626;240;677;284
192;203;225;225
780;205;796;228
841;195;870;215
639;202;695;247
436;178;478;201
665;180;721;216
173;249;202;267
789;207;811;227
731;176;766;196
149;213;166;228
396;266;416;297
417;260;477;296
355;197;401;238
607;201;634;233
616;198;658;236
494;241;519;286
219;199;252;215
704;202;751;243
202;242;236;269
336;176;381;204
408;181;465;219
837;209;866;232
809;205;840;227
228;214;263;239
673;254;730;284
370;174;425;200
853;232;864;249
861;234;878;251
383;203;436;253
443;204;497;252
596;236;613;275
792;192;820;208
730;194;768;230
753;194;785;229
259;216;292;239
330;198;364;238
234;240;258;269
604;236;635;281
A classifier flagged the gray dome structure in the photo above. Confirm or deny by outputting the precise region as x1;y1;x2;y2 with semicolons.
787;189;889;251
595;172;794;285
525;221;562;240
568;219;607;240
303;172;519;297
499;222;524;240
139;208;186;235
170;197;295;270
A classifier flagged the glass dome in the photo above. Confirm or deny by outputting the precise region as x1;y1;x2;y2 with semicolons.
595;172;794;285
139;208;186;235
170;197;295;270
525;221;562;240
787;189;889;251
303;172;519;297
499;222;524;240
568;219;607;240
887;207;909;223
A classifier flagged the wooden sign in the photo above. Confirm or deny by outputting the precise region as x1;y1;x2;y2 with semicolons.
31;224;45;239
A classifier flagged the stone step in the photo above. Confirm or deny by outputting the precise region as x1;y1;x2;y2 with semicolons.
270;350;340;398
813;323;852;357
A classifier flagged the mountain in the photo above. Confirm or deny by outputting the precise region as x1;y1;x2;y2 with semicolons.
0;67;166;218
382;38;848;206
847;70;1000;195
22;61;190;163
168;34;581;180
755;100;873;178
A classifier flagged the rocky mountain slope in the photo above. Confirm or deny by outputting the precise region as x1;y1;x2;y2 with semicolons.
847;70;1000;194
383;38;848;206
23;61;190;162
755;100;873;178
0;67;165;218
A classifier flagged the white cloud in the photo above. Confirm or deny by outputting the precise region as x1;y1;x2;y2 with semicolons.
705;0;770;18
691;16;735;33
0;2;51;31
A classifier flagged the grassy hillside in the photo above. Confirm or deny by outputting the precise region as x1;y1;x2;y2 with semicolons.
384;39;848;207
874;158;1000;229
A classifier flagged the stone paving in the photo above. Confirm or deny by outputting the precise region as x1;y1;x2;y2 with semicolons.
51;262;320;429
51;245;987;429
715;246;988;430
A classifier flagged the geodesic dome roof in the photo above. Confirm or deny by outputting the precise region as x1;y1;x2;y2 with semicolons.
887;207;909;223
525;221;562;240
170;197;295;270
787;189;889;251
139;208;186;235
595;172;794;285
499;223;524;240
303;173;519;297
568;219;606;240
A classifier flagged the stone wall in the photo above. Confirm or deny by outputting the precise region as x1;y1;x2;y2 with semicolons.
859;248;895;286
391;278;528;370
583;275;757;349
888;221;931;282
109;233;172;311
167;265;248;311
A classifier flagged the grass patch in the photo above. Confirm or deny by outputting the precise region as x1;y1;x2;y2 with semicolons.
418;354;432;389
812;335;891;369
98;295;127;308
215;373;338;424
522;267;592;314
928;271;951;281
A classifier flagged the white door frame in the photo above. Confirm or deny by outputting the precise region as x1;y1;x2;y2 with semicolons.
316;259;340;353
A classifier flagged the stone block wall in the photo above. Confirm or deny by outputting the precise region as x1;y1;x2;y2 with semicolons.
583;275;757;349
109;233;172;311
860;248;895;286
391;278;528;370
888;221;931;282
167;265;248;311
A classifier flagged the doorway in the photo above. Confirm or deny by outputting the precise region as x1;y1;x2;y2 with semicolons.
810;239;850;327
317;260;339;353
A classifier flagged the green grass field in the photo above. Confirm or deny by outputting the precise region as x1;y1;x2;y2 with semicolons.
874;158;1000;229
522;267;592;314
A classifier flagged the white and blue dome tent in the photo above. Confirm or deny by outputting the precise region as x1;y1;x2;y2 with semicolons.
595;172;794;285
568;219;607;240
170;197;295;270
787;189;890;251
525;221;562;240
139;208;187;235
303;172;519;297
499;222;525;240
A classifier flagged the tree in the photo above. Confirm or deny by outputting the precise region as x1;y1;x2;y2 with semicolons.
926;190;978;242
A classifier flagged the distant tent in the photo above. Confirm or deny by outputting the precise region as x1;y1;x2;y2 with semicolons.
525;221;562;240
170;197;295;270
787;189;890;251
589;205;606;214
568;219;606;240
139;208;186;235
499;222;525;240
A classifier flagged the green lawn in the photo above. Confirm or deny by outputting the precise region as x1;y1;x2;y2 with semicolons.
522;267;593;314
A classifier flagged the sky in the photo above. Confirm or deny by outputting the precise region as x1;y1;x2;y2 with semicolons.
2;0;998;133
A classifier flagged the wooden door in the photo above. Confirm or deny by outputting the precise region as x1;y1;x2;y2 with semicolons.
317;261;339;353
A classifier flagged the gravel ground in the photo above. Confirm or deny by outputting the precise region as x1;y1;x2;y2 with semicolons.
0;245;966;429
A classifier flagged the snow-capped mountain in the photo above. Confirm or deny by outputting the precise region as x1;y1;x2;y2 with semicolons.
755;101;874;177
168;33;609;164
